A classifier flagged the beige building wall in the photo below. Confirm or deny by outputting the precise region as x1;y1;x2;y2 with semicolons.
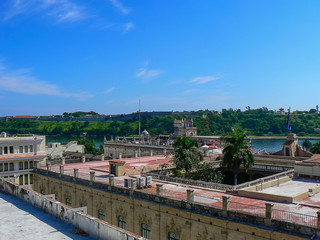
34;173;309;240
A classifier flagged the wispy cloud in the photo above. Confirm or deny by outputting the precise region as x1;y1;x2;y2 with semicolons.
109;0;131;15
0;64;94;100
104;87;115;94
136;68;162;80
190;76;220;85
123;22;134;33
3;0;86;23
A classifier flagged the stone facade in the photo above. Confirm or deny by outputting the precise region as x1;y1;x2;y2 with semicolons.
33;170;316;240
272;133;313;157
173;119;197;137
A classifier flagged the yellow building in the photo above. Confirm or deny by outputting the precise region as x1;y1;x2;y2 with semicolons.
33;166;317;240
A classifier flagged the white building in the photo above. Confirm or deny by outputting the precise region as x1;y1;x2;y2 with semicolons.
0;132;46;185
46;141;85;159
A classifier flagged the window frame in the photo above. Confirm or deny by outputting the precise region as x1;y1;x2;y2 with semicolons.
98;209;106;221
118;216;126;229
141;223;151;239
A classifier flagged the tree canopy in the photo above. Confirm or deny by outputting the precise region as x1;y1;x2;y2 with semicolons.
172;136;203;173
222;128;255;185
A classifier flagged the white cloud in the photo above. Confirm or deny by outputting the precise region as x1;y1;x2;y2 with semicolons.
0;64;94;100
109;0;131;15
3;0;86;23
123;22;134;33
136;68;162;80
104;87;115;94
190;76;220;85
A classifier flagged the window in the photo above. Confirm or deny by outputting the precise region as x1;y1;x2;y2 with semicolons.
4;163;8;171
29;161;34;168
19;146;23;153
98;209;106;221
24;161;29;169
0;163;2;172
24;175;28;185
4;147;8;154
24;146;28;153
0;147;2;155
29;145;33;153
19;175;23;185
9;162;14;171
285;147;290;156
66;198;72;206
30;174;33;184
169;232;179;240
9;146;13;154
118;216;126;229
141;224;151;239
19;162;23;170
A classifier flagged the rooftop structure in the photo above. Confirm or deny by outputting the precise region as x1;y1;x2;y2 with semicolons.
0;179;143;240
0;191;95;240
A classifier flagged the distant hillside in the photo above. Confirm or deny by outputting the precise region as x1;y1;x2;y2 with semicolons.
1;108;320;137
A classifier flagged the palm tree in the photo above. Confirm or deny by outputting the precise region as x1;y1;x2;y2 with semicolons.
310;141;320;154
173;136;203;174
222;128;255;185
302;140;312;151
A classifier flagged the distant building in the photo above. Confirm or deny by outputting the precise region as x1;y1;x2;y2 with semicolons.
173;119;197;137
271;133;312;157
46;141;85;159
0;132;46;185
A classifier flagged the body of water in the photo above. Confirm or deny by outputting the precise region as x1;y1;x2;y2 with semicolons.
46;136;319;153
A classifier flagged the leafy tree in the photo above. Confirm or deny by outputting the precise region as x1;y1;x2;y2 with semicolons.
310;141;320;154
222;128;255;185
302;140;312;151
72;138;103;155
172;136;203;173
185;163;223;183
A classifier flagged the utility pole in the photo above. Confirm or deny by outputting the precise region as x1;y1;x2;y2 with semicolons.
139;99;141;136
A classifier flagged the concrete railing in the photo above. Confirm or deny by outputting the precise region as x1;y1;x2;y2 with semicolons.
0;179;143;240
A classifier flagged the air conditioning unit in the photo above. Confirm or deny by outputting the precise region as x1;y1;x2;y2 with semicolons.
136;176;146;188
124;178;131;188
146;176;152;187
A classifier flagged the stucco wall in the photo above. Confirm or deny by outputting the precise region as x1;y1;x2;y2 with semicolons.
31;170;317;240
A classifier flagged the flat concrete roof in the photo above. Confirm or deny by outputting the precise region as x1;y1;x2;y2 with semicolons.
0;191;96;240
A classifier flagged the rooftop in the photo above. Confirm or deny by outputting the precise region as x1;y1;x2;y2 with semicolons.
0;191;96;240
43;156;320;226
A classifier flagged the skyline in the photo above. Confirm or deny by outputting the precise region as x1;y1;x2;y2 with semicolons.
1;0;320;115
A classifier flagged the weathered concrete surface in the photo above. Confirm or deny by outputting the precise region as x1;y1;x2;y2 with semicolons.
0;191;96;240
0;179;143;240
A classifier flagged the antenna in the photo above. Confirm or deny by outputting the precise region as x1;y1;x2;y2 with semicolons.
139;99;141;136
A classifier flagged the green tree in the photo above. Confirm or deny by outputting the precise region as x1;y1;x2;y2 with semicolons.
173;136;203;173
310;141;320;154
302;140;312;151
222;128;255;185
185;162;223;183
72;138;103;155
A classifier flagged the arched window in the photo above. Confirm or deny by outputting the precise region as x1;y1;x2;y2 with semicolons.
66;198;71;206
98;209;106;221
141;223;151;239
169;232;179;240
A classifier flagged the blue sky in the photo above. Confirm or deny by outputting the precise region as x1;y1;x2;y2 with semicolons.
0;0;320;116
